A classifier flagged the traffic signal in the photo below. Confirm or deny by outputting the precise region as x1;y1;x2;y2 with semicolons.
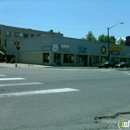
14;40;19;46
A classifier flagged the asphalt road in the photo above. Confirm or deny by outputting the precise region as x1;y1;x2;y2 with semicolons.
0;67;130;130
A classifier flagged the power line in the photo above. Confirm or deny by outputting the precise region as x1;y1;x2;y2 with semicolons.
0;0;42;14
0;19;106;31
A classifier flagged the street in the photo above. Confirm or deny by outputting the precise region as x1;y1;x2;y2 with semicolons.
0;67;130;130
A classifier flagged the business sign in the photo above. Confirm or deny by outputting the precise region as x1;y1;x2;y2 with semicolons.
111;51;120;55
53;44;58;51
126;36;130;46
111;46;121;51
78;46;87;53
60;44;70;51
101;46;106;54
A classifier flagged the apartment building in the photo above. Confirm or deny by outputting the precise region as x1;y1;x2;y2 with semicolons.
0;24;63;45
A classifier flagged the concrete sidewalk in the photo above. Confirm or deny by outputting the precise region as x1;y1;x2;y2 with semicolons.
0;62;52;68
0;62;99;69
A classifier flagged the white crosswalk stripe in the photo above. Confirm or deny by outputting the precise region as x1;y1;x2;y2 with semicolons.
0;88;79;98
0;78;25;81
0;82;43;87
0;75;6;76
0;74;79;98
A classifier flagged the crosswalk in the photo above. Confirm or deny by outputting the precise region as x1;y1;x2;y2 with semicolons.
0;74;79;98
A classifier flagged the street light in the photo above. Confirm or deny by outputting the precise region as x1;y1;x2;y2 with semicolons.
107;22;124;62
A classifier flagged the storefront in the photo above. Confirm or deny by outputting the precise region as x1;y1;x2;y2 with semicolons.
7;36;130;66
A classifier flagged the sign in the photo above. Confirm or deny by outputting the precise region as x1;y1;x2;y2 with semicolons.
53;44;58;51
101;46;106;54
78;46;87;53
61;44;70;51
111;46;121;51
111;51;120;55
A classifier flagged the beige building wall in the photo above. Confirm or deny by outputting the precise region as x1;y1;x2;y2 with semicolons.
0;25;63;46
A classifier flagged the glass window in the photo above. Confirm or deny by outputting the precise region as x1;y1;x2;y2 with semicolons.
31;34;35;37
14;32;20;37
76;55;83;63
5;31;11;36
43;53;49;63
64;54;74;63
111;57;119;64
101;56;107;63
23;33;28;38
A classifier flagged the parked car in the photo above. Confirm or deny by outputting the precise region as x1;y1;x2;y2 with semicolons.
98;61;115;68
115;62;129;68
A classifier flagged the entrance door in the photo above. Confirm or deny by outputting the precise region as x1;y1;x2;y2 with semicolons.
54;53;61;65
84;55;87;66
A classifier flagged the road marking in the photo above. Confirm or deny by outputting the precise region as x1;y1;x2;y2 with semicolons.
0;78;25;81
0;88;79;98
0;82;43;87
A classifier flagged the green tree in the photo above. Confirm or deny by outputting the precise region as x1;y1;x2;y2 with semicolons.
82;31;97;41
116;38;126;45
0;44;6;53
98;34;116;44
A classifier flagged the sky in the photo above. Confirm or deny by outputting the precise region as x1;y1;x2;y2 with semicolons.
0;0;129;40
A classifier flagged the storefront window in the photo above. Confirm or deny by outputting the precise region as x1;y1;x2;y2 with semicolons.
111;57;119;64
76;55;83;63
64;54;74;63
43;53;49;63
91;56;99;65
101;56;107;63
120;58;127;62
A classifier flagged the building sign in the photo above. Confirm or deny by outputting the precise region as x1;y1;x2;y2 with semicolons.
60;44;70;51
126;36;130;46
53;44;58;51
111;46;121;51
101;46;106;54
111;51;120;55
78;46;87;53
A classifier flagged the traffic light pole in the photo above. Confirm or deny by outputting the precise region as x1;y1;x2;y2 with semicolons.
15;48;17;67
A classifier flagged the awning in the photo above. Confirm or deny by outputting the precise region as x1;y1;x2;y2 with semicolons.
0;51;5;55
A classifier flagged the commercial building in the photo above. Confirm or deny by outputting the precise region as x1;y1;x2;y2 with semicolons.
0;24;63;46
7;35;130;66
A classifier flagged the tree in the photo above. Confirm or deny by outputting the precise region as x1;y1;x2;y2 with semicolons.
0;44;6;53
82;31;97;41
98;34;107;43
98;34;116;44
116;37;126;45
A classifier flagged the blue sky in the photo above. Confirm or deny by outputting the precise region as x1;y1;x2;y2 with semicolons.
0;0;129;40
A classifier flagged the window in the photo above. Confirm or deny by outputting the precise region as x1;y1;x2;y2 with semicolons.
23;33;28;38
5;31;11;36
43;53;49;63
14;32;20;37
64;54;74;63
31;34;35;37
76;55;83;63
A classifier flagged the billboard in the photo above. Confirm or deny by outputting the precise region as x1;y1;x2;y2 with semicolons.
126;36;130;46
